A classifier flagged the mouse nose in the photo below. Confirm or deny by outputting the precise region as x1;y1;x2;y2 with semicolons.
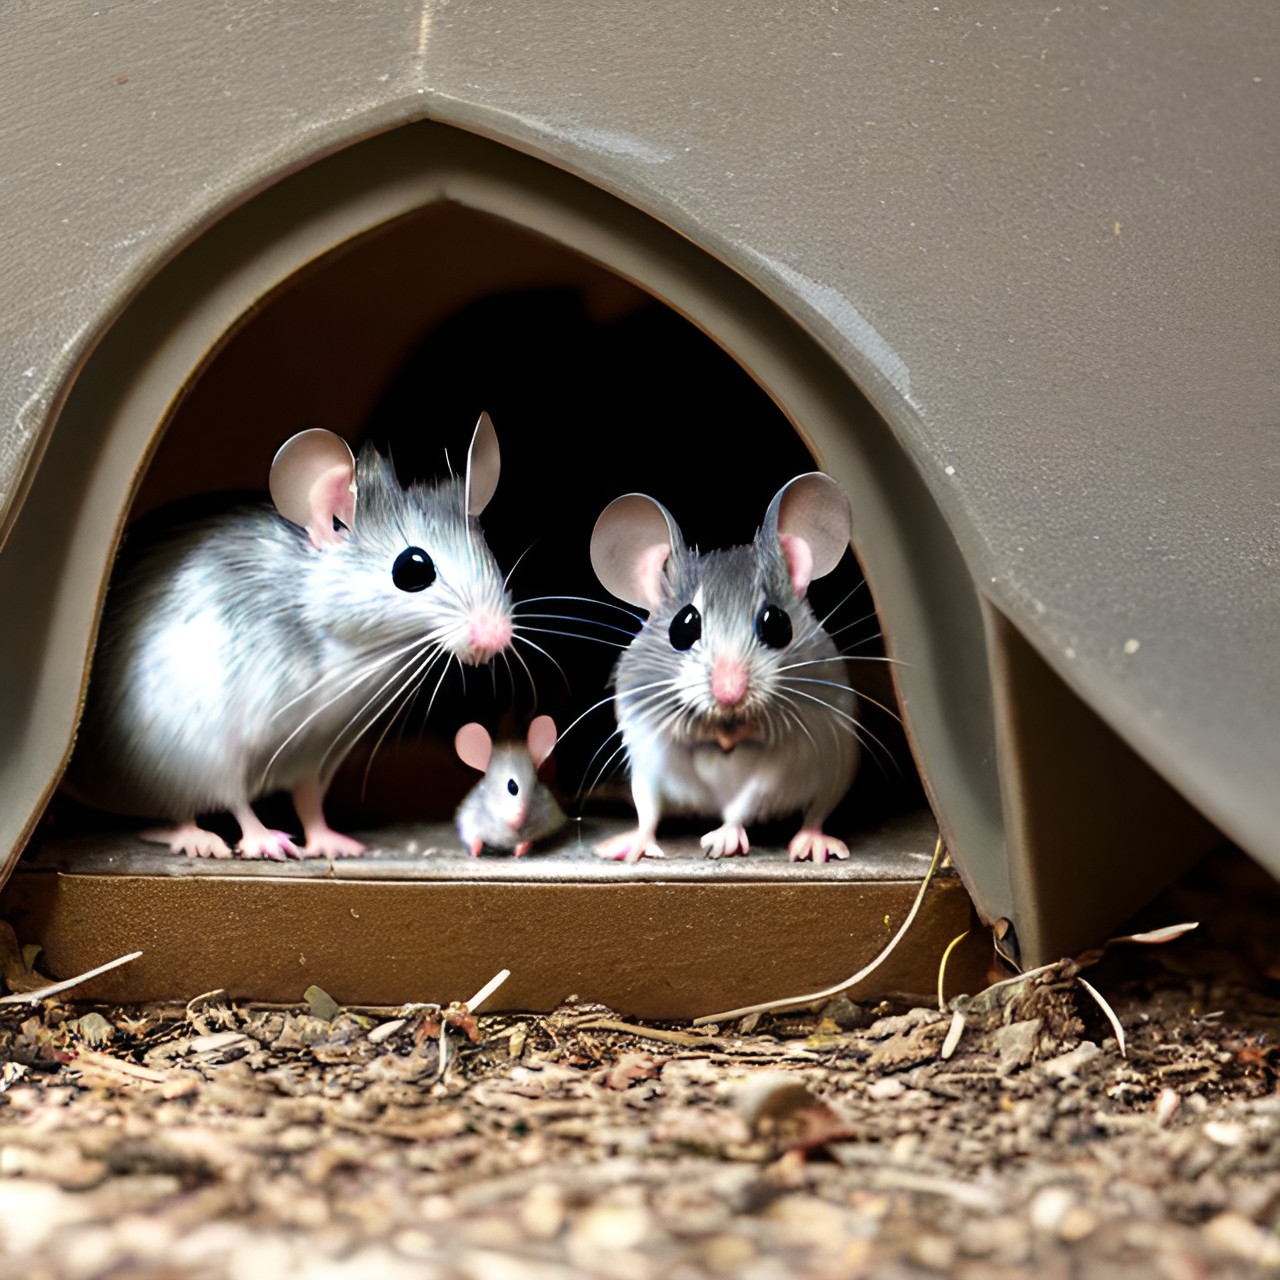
711;657;749;707
465;609;513;664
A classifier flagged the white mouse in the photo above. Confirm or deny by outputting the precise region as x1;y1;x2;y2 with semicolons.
454;715;567;856
589;473;859;864
69;413;516;860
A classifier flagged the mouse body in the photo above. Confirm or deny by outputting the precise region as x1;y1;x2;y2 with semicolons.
589;473;859;864
454;716;567;856
69;414;515;860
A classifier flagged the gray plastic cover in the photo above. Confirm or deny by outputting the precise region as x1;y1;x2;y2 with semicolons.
0;3;1275;880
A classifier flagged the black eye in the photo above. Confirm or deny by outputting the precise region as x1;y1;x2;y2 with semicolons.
755;604;792;649
507;778;519;797
392;546;435;592
669;604;701;651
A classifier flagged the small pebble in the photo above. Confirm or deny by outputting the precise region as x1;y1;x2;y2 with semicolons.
1057;1206;1099;1242
1029;1186;1076;1232
1203;1212;1280;1266
519;1183;566;1241
1155;1087;1181;1126
911;1233;957;1272
1203;1121;1245;1147
868;1077;905;1101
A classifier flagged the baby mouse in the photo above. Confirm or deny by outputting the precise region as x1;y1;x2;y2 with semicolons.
69;413;516;861
454;715;567;856
589;473;859;864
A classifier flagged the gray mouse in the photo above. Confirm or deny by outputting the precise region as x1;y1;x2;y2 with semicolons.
454;715;567;856
68;413;517;860
588;473;859;864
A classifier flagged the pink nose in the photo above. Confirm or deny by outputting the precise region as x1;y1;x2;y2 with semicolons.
467;611;513;663
711;658;749;707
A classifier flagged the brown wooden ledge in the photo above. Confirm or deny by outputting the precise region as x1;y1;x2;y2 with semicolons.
1;811;989;1018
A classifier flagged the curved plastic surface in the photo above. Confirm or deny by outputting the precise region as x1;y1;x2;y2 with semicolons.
0;6;1275;895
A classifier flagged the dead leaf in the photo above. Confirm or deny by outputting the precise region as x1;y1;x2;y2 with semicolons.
736;1073;856;1153
304;985;340;1022
602;1052;663;1091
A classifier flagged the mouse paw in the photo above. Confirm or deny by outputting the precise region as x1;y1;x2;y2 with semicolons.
303;828;366;859
238;830;302;861
701;823;750;858
594;830;665;863
142;824;232;859
787;829;850;864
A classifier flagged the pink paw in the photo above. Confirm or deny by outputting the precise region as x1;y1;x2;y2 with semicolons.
238;830;303;861
701;823;750;858
303;828;366;859
594;830;666;864
142;824;232;859
787;829;850;864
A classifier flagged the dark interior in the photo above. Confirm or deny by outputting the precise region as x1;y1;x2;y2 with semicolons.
62;204;925;844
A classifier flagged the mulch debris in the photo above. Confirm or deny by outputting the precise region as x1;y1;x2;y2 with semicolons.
1;851;1279;1278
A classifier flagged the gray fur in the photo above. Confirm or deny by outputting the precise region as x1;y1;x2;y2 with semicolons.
610;497;860;844
455;743;567;854
70;443;512;823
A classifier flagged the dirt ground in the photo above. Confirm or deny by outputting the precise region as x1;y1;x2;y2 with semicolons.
1;849;1278;1280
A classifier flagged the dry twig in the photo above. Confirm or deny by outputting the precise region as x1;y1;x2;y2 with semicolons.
693;836;945;1024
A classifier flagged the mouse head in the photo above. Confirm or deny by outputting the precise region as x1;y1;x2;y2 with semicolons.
271;413;513;665
590;474;851;745
270;413;502;551
455;716;558;830
591;473;850;612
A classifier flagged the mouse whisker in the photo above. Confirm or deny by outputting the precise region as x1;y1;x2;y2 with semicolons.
578;731;630;806
814;579;870;632
546;689;628;751
823;610;882;643
781;675;905;727
511;633;570;694
319;640;446;781
514;624;628;651
358;648;446;798
514;612;638;642
775;685;900;775
517;594;646;624
502;540;539;591
257;637;442;790
505;635;539;705
268;632;436;721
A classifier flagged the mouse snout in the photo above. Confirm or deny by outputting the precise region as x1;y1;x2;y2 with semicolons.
711;656;749;708
507;804;528;831
464;608;513;664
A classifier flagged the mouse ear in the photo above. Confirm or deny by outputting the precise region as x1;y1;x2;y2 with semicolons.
465;412;500;518
526;715;558;770
761;473;851;595
455;723;493;774
590;494;684;612
270;429;357;551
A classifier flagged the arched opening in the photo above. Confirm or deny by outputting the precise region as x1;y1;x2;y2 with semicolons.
112;202;924;841
0;122;1005;1010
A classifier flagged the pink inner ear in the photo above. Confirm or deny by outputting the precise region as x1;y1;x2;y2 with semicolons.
455;724;493;773
635;543;672;610
307;463;357;550
526;715;558;770
780;534;814;596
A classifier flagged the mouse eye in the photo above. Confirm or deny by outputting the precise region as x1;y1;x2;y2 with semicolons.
507;778;519;797
755;604;792;649
668;604;701;651
392;546;436;592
